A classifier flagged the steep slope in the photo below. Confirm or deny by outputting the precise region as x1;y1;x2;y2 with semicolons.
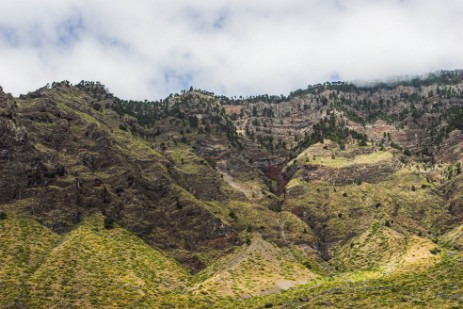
22;214;191;308
232;249;463;309
0;209;60;308
282;141;448;258
227;70;463;162
444;173;463;226
192;234;318;298
443;224;463;252
330;220;440;273
0;81;323;273
0;83;246;272
1;71;463;307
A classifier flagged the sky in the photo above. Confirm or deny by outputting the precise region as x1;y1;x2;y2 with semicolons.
0;0;462;100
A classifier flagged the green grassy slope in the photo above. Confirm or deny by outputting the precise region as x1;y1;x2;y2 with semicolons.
191;234;318;299
330;221;440;273
21;214;191;308
0;211;319;308
230;249;463;309
0;212;60;308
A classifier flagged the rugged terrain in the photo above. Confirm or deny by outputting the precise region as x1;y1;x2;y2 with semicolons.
1;71;463;308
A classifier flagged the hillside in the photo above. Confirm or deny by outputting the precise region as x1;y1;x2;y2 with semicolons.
1;71;463;308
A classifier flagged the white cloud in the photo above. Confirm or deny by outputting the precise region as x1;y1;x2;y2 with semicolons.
0;0;462;100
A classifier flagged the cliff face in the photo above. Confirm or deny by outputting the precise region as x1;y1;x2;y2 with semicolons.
1;72;463;307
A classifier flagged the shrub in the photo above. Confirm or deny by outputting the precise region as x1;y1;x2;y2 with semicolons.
104;217;115;229
302;261;312;269
228;211;237;221
358;139;368;147
92;102;102;111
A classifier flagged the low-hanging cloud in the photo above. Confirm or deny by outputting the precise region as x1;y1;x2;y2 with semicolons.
0;0;462;100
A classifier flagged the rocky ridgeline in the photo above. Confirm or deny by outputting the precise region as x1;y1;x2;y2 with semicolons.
1;71;463;307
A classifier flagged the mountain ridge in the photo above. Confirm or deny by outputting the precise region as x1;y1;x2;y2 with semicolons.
1;70;463;307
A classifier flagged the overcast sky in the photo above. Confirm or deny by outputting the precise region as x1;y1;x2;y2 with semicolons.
0;0;462;100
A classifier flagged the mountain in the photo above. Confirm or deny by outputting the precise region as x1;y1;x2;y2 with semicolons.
1;70;463;308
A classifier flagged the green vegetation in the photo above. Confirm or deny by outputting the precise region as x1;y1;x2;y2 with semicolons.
3;211;462;308
303;150;393;168
2;72;463;308
0;213;60;307
230;250;463;309
192;235;317;298
297;112;368;150
23;215;191;308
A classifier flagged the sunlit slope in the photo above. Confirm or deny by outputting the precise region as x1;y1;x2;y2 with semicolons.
22;214;191;308
0;212;60;307
330;220;440;272
192;234;318;298
230;249;463;309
